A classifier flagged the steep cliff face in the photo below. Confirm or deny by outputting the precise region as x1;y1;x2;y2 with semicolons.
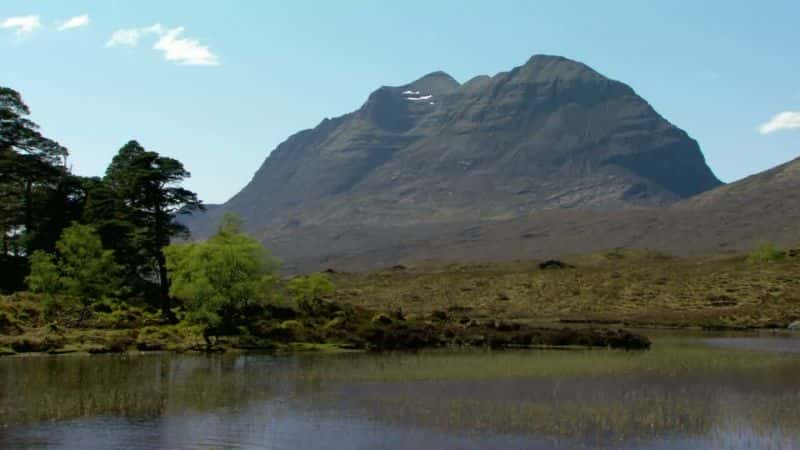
187;55;725;268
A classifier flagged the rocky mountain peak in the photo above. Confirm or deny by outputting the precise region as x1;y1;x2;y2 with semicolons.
185;54;724;269
517;54;607;83
405;70;460;95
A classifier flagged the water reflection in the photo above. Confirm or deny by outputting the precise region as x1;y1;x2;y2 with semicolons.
1;335;799;449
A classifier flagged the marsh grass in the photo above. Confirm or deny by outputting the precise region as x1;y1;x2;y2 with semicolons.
2;336;800;448
289;338;800;445
290;337;797;383
0;354;277;425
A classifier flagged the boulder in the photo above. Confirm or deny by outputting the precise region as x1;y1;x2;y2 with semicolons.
539;260;575;270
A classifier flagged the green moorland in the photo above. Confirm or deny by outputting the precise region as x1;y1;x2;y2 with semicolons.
329;245;800;330
3;242;798;357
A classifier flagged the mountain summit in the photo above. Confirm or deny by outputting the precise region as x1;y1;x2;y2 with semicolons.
187;55;724;268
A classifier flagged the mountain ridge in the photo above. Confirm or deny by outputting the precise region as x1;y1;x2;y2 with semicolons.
179;54;799;272
224;156;798;272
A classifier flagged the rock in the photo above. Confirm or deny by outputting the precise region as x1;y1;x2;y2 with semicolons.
539;260;575;270
788;321;800;331
371;313;393;325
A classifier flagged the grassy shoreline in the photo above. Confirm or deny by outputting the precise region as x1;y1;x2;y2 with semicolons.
0;295;651;357
4;248;799;357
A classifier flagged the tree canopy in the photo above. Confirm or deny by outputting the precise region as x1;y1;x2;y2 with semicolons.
1;85;204;311
103;140;204;315
0;87;69;260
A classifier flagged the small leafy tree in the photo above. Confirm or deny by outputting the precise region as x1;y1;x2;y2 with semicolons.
27;250;60;299
164;214;278;343
287;273;334;315
27;224;121;319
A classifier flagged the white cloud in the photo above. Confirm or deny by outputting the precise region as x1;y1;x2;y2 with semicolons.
759;111;800;135
58;14;90;31
153;27;218;66
1;15;41;37
106;24;164;47
106;23;218;66
106;28;143;47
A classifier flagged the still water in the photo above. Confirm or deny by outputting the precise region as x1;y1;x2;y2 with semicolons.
1;333;799;449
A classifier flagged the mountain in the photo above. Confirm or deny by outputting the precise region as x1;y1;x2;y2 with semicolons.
225;157;797;271
186;54;735;270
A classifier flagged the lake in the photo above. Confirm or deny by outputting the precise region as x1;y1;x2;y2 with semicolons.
1;332;799;449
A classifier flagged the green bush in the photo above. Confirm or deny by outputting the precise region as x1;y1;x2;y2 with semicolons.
0;293;46;328
747;242;786;264
90;304;161;329
0;310;20;334
287;273;334;315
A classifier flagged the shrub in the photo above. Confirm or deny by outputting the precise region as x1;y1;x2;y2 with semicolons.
135;326;172;351
747;242;786;264
287;273;334;316
90;305;160;329
0;310;20;334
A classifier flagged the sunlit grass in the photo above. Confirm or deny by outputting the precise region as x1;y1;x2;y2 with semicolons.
330;250;800;329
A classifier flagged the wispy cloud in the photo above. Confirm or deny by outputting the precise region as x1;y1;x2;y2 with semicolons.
1;15;41;37
58;14;90;31
106;24;164;47
759;111;800;134
106;23;218;66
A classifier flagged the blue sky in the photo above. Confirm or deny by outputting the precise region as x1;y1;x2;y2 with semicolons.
2;1;799;203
